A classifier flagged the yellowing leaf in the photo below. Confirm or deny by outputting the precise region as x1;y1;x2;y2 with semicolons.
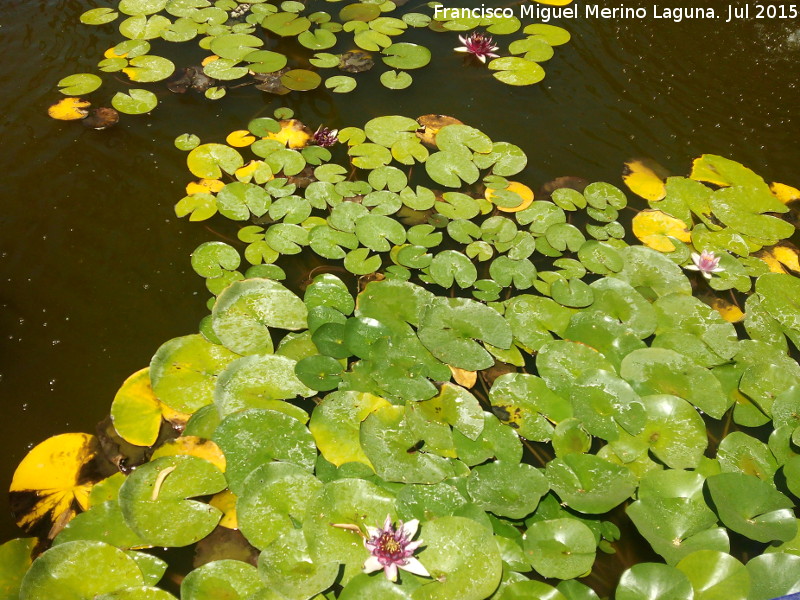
755;242;800;275
10;433;101;538
186;178;224;195
104;47;128;59
150;436;227;472
416;114;462;146
110;368;162;447
160;402;191;428
209;489;238;529
226;129;256;148
47;97;90;121
704;297;745;323
201;54;220;66
770;182;800;204
533;0;573;5
623;158;667;201
264;119;312;149
235;159;272;183
486;181;534;213
449;365;477;388
632;209;692;252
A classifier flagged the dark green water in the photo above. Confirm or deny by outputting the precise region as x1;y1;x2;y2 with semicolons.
2;0;800;543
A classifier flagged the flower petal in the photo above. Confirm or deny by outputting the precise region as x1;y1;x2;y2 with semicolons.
382;514;393;530
384;563;399;582
399;557;431;578
477;54;487;63
401;519;420;539
363;555;384;574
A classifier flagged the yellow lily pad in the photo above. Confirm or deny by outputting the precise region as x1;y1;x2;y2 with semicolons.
186;179;225;195
486;181;534;213
264;119;312;149
110;368;162;447
623;158;667;201
226;130;256;148
47;97;91;121
10;433;102;538
632;209;692;252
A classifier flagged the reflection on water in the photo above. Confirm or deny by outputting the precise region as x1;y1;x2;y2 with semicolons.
1;0;800;542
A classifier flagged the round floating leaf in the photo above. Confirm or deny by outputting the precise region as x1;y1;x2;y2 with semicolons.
340;574;413;599
675;550;750;600
295;354;343;391
187;144;244;179
20;541;144;600
546;453;638;513
213;409;316;495
0;538;35;600
325;75;357;93
214;353;312;416
237;462;322;551
382;43;431;69
413;516;502;600
52;500;147;550
418;297;511;371
81;7;119;24
303;479;397;583
118;456;226;547
118;0;168;15
111;89;157;114
426;150;480;188
211;278;307;355
489;373;571;441
310;390;390;468
620;348;728;419
631;394;708;469
633;210;692;252
281;69;321;91
380;70;412;89
181;560;262;600
10;433;101;537
706;472;797;543
58;73;102;95
150;334;240;414
616;563;694;600
48;97;91;120
361;405;455;484
745;553;800;600
467;461;548;519
110;368;162;447
122;55;175;82
488;57;545;86
298;28;337;50
258;528;339;597
523;518;597;579
175;133;200;151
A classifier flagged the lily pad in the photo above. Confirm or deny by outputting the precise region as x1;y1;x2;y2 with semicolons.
523;518;597;579
111;89;157;114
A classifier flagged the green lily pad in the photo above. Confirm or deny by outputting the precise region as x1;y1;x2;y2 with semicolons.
213;408;317;495
0;538;35;600
620;348;728;419
745;553;800;600
675;550;750;600
211;278;307;355
187;143;244;179
413;516;502;600
489;373;572;441
281;69;322;91
418;296;511;371
380;70;412;89
381;43;431;69
546;453;638;513
236;462;322;550
258;529;339;598
81;7;119;24
118;456;226;547
111;89;157;114
58;73;103;95
707;472;797;543
325;75;357;93
150;334;240;414
20;541;145;600
303;478;397;584
181;560;262;600
523;518;597;579
95;587;177;600
467;461;548;519
616;563;694;600
488;57;545;86
426;150;480;188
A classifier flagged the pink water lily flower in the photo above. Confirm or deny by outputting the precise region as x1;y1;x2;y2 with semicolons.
454;32;500;64
362;515;430;582
685;249;724;279
313;125;338;148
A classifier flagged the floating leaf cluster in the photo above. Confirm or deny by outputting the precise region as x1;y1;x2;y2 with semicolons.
49;0;573;122
4;113;800;600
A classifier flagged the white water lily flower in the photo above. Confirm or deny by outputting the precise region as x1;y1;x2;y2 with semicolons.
362;515;430;582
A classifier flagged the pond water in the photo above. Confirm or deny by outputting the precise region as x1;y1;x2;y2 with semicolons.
2;0;800;542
